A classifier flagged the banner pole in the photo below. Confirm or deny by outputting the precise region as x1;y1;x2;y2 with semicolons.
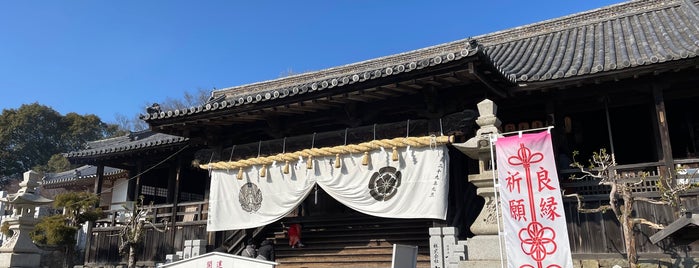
499;126;554;137
488;133;505;268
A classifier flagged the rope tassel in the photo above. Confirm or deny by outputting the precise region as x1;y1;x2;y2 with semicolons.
283;160;290;174
391;147;399;161
362;152;370;166
237;167;244;180
306;155;313;169
260;164;267;177
334;154;341;169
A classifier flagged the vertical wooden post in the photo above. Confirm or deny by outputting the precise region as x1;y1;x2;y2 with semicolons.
170;158;181;245
167;164;177;204
94;165;105;202
653;85;675;181
134;162;143;202
84;163;105;265
127;168;137;202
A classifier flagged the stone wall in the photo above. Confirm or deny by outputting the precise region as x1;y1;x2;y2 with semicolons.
38;245;81;268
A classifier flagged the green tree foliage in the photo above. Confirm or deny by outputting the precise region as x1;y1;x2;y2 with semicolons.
0;103;121;185
0;103;65;178
1;221;12;237
30;214;77;246
62;112;122;149
30;192;102;268
31;192;102;245
53;191;103;227
32;154;71;174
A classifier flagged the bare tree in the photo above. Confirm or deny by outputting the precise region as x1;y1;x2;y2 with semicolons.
114;88;211;132
118;196;168;268
158;88;211;112
565;149;693;267
114;113;148;132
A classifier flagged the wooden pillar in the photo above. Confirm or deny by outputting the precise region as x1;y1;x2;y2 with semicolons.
93;164;105;201
84;163;105;264
653;85;675;178
167;164;177;204
127;162;143;202
170;158;182;243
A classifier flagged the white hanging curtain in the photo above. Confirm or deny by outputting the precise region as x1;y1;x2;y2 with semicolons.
207;144;450;231
315;145;449;220
207;161;315;231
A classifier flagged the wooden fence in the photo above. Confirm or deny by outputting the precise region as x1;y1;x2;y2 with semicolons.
85;201;209;267
560;159;699;257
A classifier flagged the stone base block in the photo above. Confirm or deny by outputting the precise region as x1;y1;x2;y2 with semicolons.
464;235;505;260
459;260;506;268
0;252;41;268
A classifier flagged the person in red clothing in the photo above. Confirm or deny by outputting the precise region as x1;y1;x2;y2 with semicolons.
286;223;304;248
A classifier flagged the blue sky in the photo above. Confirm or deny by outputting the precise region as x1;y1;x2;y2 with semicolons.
0;0;625;125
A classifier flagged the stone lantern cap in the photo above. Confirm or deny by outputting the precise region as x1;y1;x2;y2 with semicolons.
0;170;53;206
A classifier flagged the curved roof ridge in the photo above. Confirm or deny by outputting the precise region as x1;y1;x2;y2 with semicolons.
476;0;679;46
66;130;189;159
211;37;475;98
42;165;127;187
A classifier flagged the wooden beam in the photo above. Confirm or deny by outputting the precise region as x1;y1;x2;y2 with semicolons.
384;83;419;93
415;77;442;87
467;62;508;98
375;86;403;97
271;106;305;115
344;92;373;102
357;90;387;100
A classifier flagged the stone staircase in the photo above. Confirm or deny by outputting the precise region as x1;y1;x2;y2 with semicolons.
267;215;434;268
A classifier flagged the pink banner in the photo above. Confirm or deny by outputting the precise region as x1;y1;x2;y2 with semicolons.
496;131;573;268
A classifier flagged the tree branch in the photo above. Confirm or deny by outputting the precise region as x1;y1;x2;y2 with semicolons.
563;193;613;213
634;197;670;205
631;218;664;230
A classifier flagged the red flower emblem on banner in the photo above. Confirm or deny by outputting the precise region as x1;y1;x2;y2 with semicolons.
519;222;557;262
520;265;562;268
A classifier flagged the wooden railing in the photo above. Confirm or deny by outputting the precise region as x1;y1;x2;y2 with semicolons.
560;159;699;199
95;200;208;228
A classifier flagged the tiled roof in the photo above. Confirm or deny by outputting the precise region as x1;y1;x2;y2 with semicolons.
142;0;699;122
42;165;127;187
141;39;482;122
65;130;188;159
479;0;699;82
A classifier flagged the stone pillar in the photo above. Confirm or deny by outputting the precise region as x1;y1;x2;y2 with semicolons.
429;227;444;268
453;99;506;267
0;170;53;268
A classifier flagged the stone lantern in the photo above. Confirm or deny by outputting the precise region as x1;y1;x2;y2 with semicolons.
0;170;54;268
453;99;506;266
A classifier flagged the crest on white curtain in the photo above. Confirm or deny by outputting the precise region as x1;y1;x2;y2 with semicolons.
207;144;450;231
